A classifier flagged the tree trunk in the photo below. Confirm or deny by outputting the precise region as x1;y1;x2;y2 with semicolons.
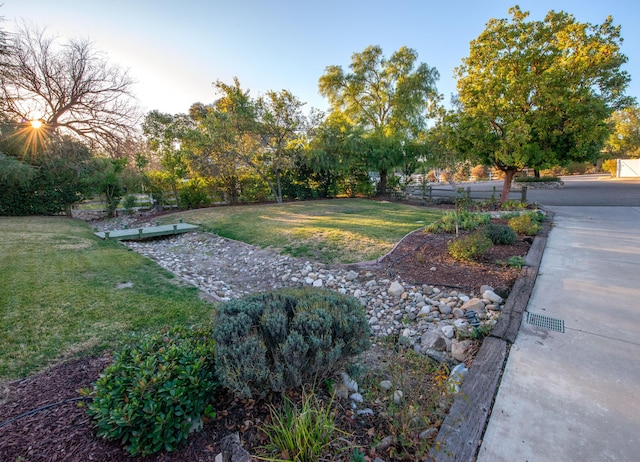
534;169;540;178
275;169;283;204
500;168;517;202
378;170;388;195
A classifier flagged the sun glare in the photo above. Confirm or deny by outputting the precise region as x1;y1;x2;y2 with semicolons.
30;119;43;129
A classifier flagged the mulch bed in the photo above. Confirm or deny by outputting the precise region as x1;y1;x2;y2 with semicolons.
0;217;533;462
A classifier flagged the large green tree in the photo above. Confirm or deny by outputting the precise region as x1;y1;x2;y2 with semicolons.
142;110;191;207
454;6;632;200
255;89;309;203
603;106;640;158
319;45;440;194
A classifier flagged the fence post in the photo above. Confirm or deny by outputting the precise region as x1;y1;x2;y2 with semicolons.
520;186;527;203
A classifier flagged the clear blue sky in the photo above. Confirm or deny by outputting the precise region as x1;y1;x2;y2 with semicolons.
3;1;639;116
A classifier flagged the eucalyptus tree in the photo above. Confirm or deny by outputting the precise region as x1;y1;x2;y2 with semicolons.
455;6;632;200
319;45;440;194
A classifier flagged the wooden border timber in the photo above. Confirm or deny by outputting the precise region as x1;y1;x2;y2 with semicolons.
431;211;553;462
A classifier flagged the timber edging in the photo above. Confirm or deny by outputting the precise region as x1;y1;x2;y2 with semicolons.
431;211;553;462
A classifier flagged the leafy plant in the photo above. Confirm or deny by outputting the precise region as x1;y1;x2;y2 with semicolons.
259;389;340;462
508;213;542;235
426;211;491;234
447;232;492;261
507;255;526;269
500;199;528;211
122;194;137;213
86;324;218;456
483;223;516;245
214;288;370;398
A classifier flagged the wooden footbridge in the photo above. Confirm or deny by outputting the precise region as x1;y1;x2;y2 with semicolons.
94;221;199;241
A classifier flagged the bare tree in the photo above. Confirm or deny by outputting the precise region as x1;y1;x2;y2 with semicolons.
0;23;141;155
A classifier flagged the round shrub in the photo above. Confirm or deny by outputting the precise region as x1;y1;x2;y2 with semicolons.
508;213;542;235
214;288;370;398
87;324;217;456
483;223;517;245
447;232;492;261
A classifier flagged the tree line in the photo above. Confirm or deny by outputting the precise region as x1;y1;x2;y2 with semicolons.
1;6;638;217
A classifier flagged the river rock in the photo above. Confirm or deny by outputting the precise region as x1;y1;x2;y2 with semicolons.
388;281;404;297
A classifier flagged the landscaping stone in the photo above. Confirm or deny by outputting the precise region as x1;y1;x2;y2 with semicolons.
121;230;502;362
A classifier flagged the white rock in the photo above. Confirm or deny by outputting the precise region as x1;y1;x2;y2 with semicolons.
341;372;358;392
312;279;323;287
461;298;485;312
304;277;314;285
379;380;393;391
350;392;363;403
439;305;452;315
388;281;404;297
393;390;403;404
451;339;473;362
453;318;468;328
441;325;455;338
483;290;503;304
346;270;358;281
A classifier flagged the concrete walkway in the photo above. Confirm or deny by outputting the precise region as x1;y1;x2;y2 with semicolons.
478;206;640;461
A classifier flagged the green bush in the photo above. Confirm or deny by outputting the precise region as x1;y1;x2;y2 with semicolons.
122;194;137;212
507;255;526;269
179;178;211;209
514;176;561;183
447;232;492;261
483;223;517;245
500;199;528;211
86;324;217;456
508;213;542;235
214;288;370;398
426;211;491;233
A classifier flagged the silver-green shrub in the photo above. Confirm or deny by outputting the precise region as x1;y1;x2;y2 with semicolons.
214;288;370;398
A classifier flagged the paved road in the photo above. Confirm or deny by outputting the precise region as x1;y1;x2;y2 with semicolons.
428;174;640;206
477;201;640;460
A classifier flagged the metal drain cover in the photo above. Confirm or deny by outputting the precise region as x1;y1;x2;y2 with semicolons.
526;312;565;333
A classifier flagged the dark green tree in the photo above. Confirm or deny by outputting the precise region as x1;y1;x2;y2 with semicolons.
454;6;633;200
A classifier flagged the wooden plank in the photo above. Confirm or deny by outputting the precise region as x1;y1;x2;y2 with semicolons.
432;336;508;462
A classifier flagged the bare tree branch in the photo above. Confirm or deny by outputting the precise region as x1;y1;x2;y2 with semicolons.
0;23;141;155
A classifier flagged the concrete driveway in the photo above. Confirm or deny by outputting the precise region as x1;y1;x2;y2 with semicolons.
476;176;640;461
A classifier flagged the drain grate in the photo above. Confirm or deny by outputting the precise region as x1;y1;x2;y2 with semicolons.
526;312;565;333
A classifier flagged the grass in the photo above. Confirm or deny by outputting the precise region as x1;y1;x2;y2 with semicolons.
159;199;442;263
0;216;214;382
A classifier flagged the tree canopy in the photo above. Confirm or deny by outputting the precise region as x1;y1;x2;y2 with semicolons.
603;106;640;158
319;45;440;194
453;6;633;200
0;24;140;155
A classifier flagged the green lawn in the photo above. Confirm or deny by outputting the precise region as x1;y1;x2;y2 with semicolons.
0;200;441;382
162;199;442;263
0;217;214;382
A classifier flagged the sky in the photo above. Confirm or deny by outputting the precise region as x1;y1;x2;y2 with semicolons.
3;0;640;117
